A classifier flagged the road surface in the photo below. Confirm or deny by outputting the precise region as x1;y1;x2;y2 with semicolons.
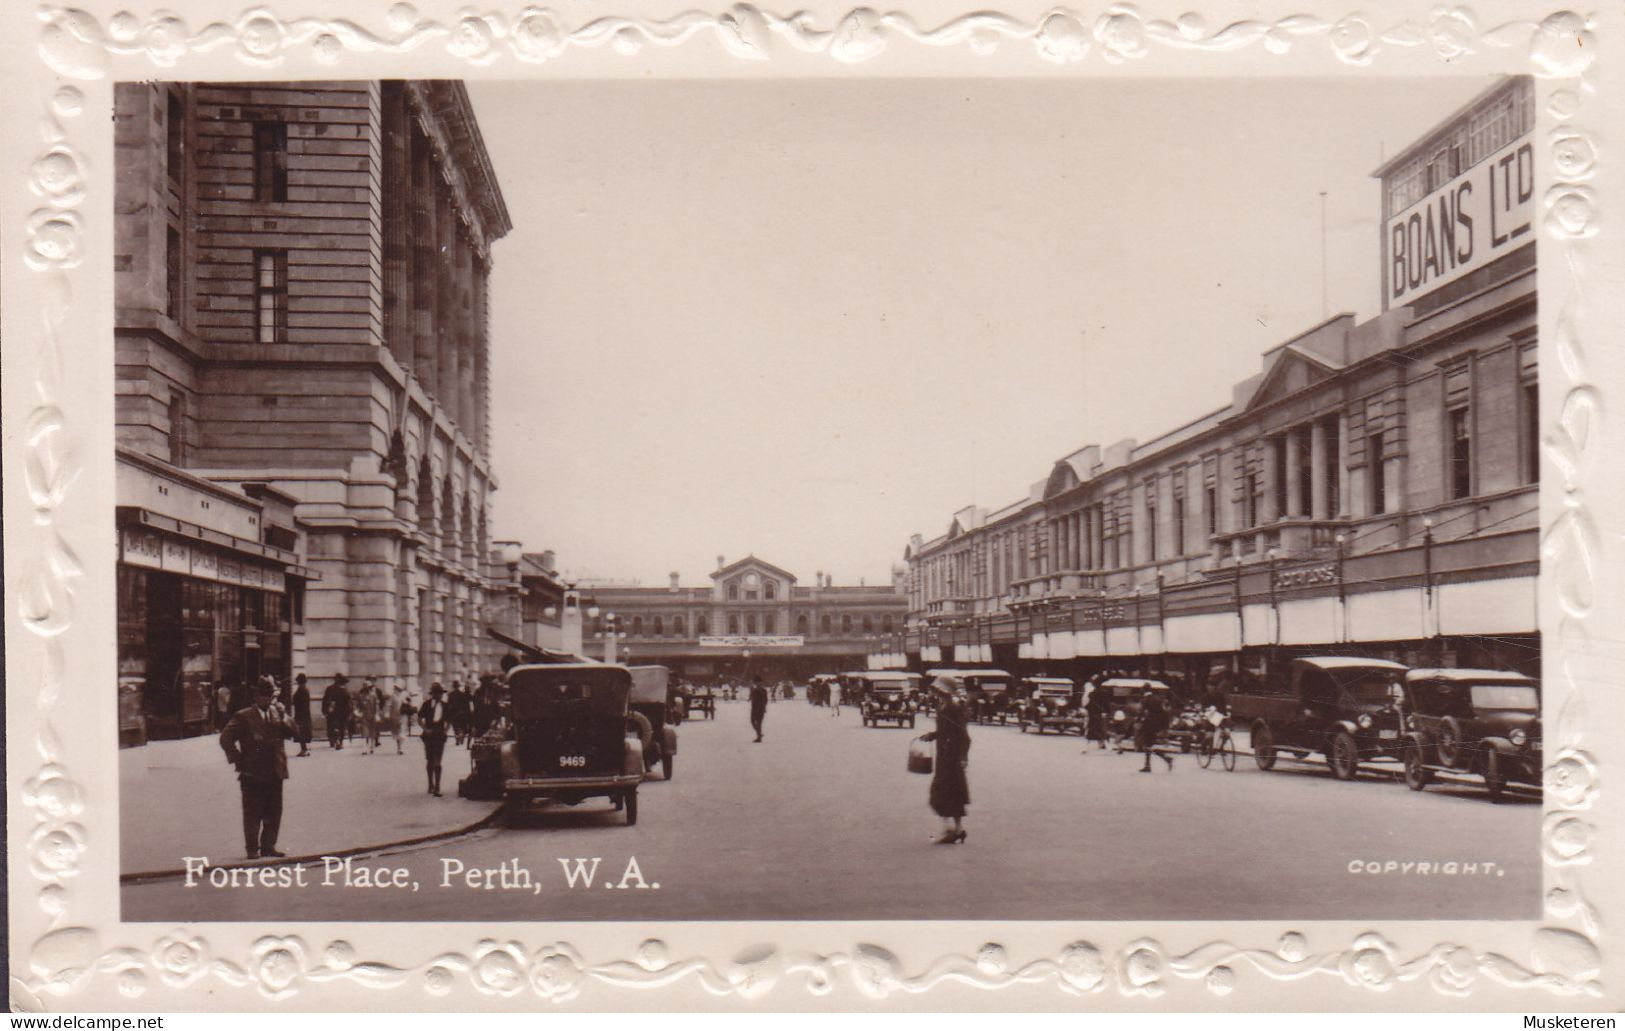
122;698;1541;922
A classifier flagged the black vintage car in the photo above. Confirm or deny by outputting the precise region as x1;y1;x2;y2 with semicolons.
857;671;922;728
627;665;679;781
1231;657;1410;780
1401;668;1541;802
928;668;1015;724
498;664;646;824
1017;677;1082;734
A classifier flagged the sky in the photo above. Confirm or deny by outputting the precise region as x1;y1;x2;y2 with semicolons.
468;76;1494;588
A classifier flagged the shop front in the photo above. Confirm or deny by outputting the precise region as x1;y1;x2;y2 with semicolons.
117;517;307;743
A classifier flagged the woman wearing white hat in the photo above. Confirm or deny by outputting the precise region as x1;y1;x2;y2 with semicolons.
921;675;971;844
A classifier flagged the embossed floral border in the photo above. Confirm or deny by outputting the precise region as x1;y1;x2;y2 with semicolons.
4;0;1618;1010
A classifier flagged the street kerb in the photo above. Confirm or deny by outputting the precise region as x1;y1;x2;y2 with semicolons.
119;800;507;886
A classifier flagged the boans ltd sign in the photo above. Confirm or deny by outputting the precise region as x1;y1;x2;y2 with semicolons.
1385;134;1533;308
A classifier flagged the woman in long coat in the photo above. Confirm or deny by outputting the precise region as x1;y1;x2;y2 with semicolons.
291;673;313;756
921;676;971;844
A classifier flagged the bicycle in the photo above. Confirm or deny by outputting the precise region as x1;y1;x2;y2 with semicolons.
1196;714;1237;771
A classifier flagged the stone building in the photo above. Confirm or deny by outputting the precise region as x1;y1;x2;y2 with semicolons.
578;556;910;683
898;77;1538;684
115;79;513;734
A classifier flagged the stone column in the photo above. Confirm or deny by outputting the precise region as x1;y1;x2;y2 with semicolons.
472;256;490;456
380;85;415;375
1310;418;1329;519
456;223;477;439
1337;411;1351;517
1260;439;1280;524
1285;428;1303;518
410;128;438;396
435;190;460;426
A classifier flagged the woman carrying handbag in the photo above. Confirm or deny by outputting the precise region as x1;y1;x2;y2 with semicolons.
919;675;971;844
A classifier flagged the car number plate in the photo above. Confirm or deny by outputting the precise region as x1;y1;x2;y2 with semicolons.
558;755;587;768
1377;729;1398;739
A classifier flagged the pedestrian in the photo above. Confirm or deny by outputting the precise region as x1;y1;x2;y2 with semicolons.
321;673;351;750
830;677;843;717
214;683;233;731
1085;675;1111;751
920;676;970;844
387;681;407;755
473;675;502;736
357;676;382;754
417;683;450;796
748;676;768;742
447;681;471;745
1135;690;1174;772
291;673;312;756
218;676;296;860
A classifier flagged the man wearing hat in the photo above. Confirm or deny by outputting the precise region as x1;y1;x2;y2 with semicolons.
219;677;297;859
417;682;451;796
321;673;352;750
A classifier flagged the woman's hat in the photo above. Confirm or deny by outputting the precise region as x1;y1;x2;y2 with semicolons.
930;675;958;694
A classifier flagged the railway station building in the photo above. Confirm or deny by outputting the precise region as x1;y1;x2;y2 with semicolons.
895;77;1539;687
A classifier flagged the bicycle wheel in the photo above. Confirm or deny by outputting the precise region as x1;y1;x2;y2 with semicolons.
1221;732;1237;771
1197;737;1214;769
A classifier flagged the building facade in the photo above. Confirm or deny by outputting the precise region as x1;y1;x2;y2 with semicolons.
115;79;514;735
579;556;909;682
895;77;1538;685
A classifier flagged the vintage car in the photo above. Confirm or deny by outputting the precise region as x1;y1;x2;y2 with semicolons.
497;663;646;824
1231;657;1409;780
1097;677;1174;745
857;671;923;728
1401;668;1541;801
627;665;679;781
1017;677;1082;734
928;668;1015;724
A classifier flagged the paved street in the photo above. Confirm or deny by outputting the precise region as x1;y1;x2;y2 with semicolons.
123;698;1540;922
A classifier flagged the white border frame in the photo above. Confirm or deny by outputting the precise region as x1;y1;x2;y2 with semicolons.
4;0;1620;1010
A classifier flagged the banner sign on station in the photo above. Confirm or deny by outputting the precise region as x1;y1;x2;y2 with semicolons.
698;635;805;648
1386;134;1534;307
119;527;284;593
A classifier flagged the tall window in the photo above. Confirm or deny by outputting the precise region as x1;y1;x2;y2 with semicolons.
1449;407;1472;500
673;616;685;637
1272;436;1289;520
796;614;808;634
1445;361;1473;500
745;613;757;634
1172;496;1186;555
882;614;893;633
727;614;739;634
727;582;738;600
254;249;287;343
1205;486;1218;537
166;226;182;319
631;616;643;636
652;616;663;636
862;615;873;632
1244;472;1261;527
1519;343;1539;484
696;616;708;635
841;614;852;632
763;580;776;600
166;92;184;186
1145;496;1157;562
1324;416;1342;516
252;121;287;202
1368;434;1387;515
821;613;831;634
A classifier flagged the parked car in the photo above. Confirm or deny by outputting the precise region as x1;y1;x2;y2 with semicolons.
928;668;1015;724
1231;657;1409;780
497;663;646;824
1017;677;1082;734
857;671;923;728
1401;668;1541;802
627;665;679;781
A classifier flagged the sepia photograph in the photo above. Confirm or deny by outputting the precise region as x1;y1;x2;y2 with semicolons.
106;71;1548;925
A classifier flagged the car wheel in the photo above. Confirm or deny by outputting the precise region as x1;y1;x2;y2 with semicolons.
1328;731;1359;781
1404;745;1430;791
1436;717;1464;768
1484;749;1507;802
1252;722;1277;771
624;789;639;826
662;753;674;781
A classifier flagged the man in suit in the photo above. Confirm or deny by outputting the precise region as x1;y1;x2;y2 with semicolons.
321;673;351;750
220;677;296;859
748;676;768;743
